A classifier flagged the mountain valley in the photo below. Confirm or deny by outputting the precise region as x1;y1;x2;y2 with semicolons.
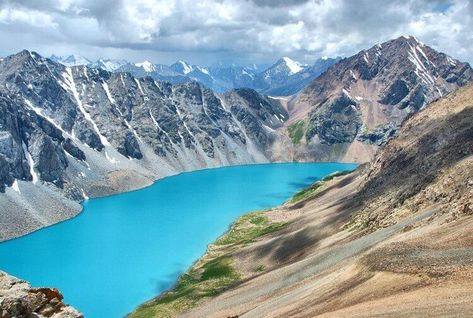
0;35;471;241
0;33;472;318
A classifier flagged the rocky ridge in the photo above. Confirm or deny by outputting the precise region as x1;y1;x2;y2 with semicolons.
287;35;473;162
0;271;82;318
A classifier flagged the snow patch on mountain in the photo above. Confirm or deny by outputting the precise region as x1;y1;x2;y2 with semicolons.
50;54;91;66
135;60;155;73
177;60;193;74
282;57;304;74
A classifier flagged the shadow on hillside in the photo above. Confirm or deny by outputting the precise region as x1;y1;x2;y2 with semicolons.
289;173;359;210
252;188;362;265
340;105;473;220
255;226;323;263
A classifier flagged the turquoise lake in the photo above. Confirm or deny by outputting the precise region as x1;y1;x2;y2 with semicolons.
0;162;357;317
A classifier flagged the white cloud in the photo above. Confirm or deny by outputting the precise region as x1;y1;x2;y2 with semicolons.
0;6;57;28
0;0;471;66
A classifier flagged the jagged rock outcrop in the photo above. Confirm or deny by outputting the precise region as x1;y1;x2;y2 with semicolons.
222;88;288;152
289;36;473;161
0;271;82;318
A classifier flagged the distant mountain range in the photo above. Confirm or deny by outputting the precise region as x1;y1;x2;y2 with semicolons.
50;54;340;96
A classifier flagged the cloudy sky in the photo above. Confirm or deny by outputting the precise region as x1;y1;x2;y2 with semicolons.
0;0;472;66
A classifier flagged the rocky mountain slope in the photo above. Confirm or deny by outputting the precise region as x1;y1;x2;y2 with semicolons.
138;82;473;318
286;35;473;162
0;50;284;240
0;271;82;318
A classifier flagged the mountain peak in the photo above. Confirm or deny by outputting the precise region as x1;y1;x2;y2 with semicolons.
135;60;155;72
50;54;91;66
280;56;304;74
91;58;127;72
389;35;425;47
178;60;193;74
170;60;194;75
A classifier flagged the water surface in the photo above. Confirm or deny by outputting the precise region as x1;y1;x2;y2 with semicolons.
0;163;357;317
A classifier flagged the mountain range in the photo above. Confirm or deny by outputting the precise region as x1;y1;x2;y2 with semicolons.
0;35;471;242
50;55;340;95
1;34;473;318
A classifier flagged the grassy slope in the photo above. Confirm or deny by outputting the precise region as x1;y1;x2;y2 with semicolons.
288;170;351;204
129;211;286;318
288;120;305;145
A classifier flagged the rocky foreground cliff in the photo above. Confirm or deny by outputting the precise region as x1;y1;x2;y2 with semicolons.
0;271;82;318
131;84;473;317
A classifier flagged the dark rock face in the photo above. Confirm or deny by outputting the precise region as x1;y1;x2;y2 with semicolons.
32;135;68;187
63;139;85;161
222;88;288;149
307;94;362;144
117;132;142;159
380;79;410;105
0;94;33;191
357;123;398;146
298;36;473;148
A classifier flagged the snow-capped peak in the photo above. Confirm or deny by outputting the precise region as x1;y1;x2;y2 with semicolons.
198;66;210;75
178;60;193;74
135;60;155;73
281;57;304;74
50;54;91;66
91;59;127;72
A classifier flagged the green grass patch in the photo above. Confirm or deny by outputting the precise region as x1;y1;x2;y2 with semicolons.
201;256;236;280
255;264;266;272
288;170;352;204
215;212;286;246
129;256;240;318
288;121;305;145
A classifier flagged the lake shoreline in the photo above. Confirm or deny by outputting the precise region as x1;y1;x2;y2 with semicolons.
127;169;357;318
0;163;358;317
0;161;358;243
